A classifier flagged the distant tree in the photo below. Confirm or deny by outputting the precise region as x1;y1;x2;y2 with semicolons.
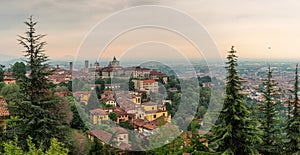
141;92;148;103
165;102;172;111
0;65;5;82
11;16;69;150
106;78;111;84
119;120;134;130
95;78;105;93
109;112;117;122
86;92;100;112
70;105;86;131
59;81;72;92
83;84;91;91
196;106;206;119
258;66;283;154
210;46;261;154
68;96;87;131
198;76;211;84
72;78;84;91
129;78;135;91
95;86;102;99
0;83;20;103
89;137;118;155
286;63;300;154
66;81;72;92
12;62;26;81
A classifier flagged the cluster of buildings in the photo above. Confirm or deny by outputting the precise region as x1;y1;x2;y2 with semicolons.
70;57;173;149
238;64;298;110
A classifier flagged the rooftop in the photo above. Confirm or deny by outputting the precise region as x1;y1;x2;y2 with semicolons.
89;130;112;143
89;108;107;115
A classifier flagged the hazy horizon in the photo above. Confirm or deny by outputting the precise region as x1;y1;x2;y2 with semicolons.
1;0;300;60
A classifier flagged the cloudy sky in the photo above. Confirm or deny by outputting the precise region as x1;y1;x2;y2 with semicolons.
1;0;300;60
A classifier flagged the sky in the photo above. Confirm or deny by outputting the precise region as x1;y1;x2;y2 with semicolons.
1;0;300;60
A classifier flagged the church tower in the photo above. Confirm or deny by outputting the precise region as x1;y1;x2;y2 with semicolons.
109;56;120;68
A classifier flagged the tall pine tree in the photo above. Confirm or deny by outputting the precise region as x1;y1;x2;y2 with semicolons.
210;46;261;154
286;63;300;154
0;64;5;82
10;16;68;150
258;66;282;154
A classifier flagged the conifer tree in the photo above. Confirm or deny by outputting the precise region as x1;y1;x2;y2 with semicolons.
286;63;300;154
0;64;5;82
210;46;261;154
10;16;68;149
258;66;282;154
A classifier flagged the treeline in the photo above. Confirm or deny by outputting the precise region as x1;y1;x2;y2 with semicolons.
140;47;300;155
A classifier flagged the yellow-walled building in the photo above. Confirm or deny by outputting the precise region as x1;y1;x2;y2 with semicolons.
142;102;168;122
89;108;109;124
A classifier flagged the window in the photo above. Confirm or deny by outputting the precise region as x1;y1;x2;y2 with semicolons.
153;114;156;119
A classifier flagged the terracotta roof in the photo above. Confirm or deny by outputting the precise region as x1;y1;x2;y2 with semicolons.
4;72;12;77
89;130;112;143
112;127;128;134
143;80;156;83
89;108;107;115
132;119;146;127
150;70;167;76
115;111;130;117
115;91;136;112
142;102;157;106
0;96;9;117
101;67;113;72
135;67;150;71
73;91;91;96
143;122;158;130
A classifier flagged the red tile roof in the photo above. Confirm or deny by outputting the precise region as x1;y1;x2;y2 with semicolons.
143;80;156;83
112;127;128;134
142;102;157;106
89;130;112;143
4;72;12;77
89;108;107;115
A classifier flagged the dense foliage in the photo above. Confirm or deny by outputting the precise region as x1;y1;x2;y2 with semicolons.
257;66;283;154
285;64;300;154
8;16;69;150
210;46;261;154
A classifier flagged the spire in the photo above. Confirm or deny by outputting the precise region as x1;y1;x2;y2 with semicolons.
113;56;117;61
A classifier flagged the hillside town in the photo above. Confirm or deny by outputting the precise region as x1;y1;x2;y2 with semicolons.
72;57;173;149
